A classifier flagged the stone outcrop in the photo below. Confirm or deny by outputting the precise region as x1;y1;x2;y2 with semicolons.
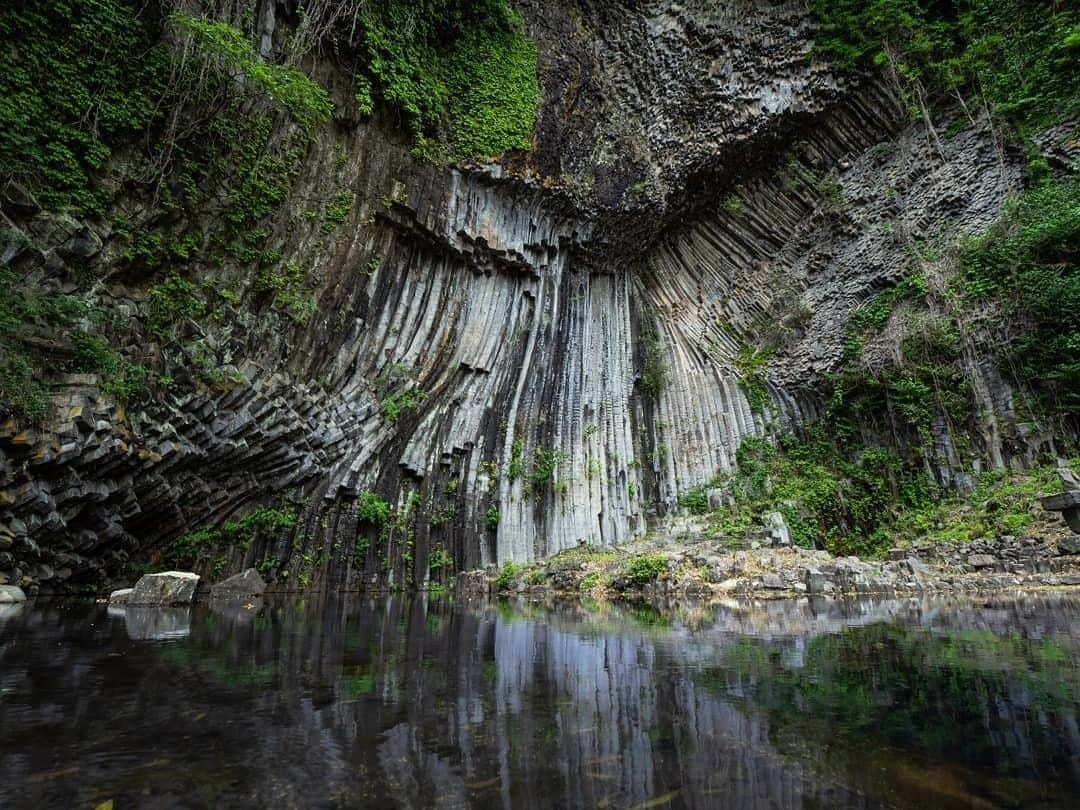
0;1;1075;594
125;572;200;606
1041;465;1080;532
210;568;266;600
487;530;1080;600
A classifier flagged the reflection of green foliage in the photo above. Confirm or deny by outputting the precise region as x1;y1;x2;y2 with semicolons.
626;604;671;630
341;672;376;699
160;644;275;689
699;621;1080;773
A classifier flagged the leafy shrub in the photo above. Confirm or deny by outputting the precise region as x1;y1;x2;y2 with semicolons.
357;491;392;526
626;553;667;585
678;486;710;515
495;561;525;591
428;545;452;572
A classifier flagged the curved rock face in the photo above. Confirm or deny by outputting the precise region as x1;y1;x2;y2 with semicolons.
0;1;1038;592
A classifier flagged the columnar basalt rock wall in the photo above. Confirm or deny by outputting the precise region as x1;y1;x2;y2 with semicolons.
0;0;1044;593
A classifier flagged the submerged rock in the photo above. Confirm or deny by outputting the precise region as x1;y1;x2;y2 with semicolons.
122;607;192;641
210;568;266;600
127;571;200;606
0;585;26;603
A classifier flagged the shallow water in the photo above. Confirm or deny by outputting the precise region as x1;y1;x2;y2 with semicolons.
1;592;1079;809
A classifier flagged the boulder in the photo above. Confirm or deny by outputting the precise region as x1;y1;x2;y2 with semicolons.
210;568;266;600
109;587;133;605
760;573;785;590
1057;536;1080;556
967;554;997;569
127;571;200;606
805;569;829;594
764;511;791;547
0;585;26;603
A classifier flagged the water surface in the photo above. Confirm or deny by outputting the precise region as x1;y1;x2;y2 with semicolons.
1;592;1079;808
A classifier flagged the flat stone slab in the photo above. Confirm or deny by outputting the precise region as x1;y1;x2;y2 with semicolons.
1041;492;1080;511
127;571;200;606
210;568;266;600
0;585;26;603
1058;536;1080;556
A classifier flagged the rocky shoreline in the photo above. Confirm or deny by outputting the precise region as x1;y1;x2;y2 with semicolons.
457;531;1080;602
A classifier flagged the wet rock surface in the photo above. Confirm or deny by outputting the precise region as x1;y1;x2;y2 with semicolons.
210;568;266;600
126;572;200;606
0;586;26;603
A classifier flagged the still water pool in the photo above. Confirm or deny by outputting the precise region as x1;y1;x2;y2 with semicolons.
1;592;1079;808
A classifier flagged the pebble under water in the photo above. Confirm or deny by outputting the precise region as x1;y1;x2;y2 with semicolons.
1;592;1079;809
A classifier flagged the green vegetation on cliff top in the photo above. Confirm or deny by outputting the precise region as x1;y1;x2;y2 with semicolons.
812;0;1080;133
357;0;538;160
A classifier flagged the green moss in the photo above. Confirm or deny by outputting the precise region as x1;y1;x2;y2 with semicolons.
147;274;205;337
485;505;500;531
0;352;48;424
529;447;566;491
960;176;1080;412
374;363;426;422
678;486;710;515
256;261;315;324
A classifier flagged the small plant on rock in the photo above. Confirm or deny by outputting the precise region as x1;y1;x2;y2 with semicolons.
626;553;667;585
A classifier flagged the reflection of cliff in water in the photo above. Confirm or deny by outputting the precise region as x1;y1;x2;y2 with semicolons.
1;593;1078;809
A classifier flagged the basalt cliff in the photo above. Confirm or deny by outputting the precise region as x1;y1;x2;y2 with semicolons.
1;0;1077;594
